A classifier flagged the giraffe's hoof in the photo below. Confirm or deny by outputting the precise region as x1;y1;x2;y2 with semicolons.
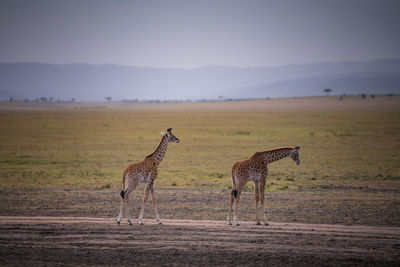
228;222;232;225
117;220;120;225
128;222;132;225
158;222;163;226
139;222;144;225
235;223;240;226
256;222;261;225
264;222;269;226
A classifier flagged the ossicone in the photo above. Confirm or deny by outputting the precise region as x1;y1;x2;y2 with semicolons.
295;146;300;150
167;128;172;133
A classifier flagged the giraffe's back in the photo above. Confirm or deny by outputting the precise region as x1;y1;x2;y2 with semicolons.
232;157;267;182
123;158;157;184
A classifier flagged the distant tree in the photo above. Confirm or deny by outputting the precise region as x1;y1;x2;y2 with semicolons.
40;97;48;102
9;97;15;102
371;94;375;99
105;97;112;102
339;95;344;101
70;98;75;102
323;88;332;96
361;94;366;99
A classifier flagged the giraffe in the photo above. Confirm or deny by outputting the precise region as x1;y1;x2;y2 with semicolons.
117;128;180;225
227;146;300;226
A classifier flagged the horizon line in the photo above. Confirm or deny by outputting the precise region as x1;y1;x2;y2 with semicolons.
1;58;400;70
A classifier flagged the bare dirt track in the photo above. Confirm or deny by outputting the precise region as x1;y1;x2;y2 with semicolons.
1;216;399;266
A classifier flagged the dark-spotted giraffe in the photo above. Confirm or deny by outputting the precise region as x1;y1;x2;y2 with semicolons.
117;128;180;225
227;146;300;226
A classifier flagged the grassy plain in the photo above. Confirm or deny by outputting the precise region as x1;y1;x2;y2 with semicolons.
1;95;399;267
1;96;399;191
0;96;399;226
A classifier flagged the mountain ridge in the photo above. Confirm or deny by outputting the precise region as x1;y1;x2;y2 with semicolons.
1;59;399;101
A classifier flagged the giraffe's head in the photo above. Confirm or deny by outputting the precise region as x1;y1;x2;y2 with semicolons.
161;128;180;143
289;146;300;165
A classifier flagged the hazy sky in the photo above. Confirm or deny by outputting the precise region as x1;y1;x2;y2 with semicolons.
1;0;400;68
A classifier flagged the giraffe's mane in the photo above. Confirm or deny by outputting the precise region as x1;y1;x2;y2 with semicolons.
145;134;167;159
251;146;294;158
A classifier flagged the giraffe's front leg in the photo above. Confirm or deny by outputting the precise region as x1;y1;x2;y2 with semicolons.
150;186;162;225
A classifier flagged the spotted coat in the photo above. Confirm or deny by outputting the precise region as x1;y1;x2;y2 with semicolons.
117;128;179;225
228;146;300;226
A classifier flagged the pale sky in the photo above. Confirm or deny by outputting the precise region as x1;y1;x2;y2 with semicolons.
1;0;400;68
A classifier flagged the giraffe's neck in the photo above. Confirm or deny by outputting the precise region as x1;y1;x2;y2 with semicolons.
255;147;292;165
147;135;169;166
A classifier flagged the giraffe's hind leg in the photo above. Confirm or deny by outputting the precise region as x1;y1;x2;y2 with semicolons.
125;194;133;225
260;176;268;225
227;192;234;225
138;181;153;225
233;188;244;226
117;198;124;225
233;179;247;226
125;183;138;225
233;193;241;226
254;180;261;225
117;178;138;225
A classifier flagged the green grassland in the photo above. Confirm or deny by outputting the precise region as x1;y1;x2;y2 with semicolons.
1;95;399;192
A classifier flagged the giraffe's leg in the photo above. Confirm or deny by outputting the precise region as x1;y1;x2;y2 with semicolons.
138;182;152;225
125;194;133;225
233;192;242;226
233;185;244;226
123;181;138;225
150;186;162;225
227;191;234;225
254;180;260;225
117;197;124;224
260;176;268;225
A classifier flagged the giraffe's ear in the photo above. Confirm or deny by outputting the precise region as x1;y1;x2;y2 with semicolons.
160;132;165;136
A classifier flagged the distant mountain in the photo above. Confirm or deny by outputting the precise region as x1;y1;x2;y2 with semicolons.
1;59;399;101
225;71;400;98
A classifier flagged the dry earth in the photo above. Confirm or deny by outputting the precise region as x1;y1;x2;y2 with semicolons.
1;216;399;266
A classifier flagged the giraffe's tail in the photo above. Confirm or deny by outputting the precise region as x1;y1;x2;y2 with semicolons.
231;189;238;199
120;174;126;199
231;167;238;199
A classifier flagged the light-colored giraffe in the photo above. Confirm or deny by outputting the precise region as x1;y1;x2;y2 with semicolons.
117;128;180;225
227;146;300;226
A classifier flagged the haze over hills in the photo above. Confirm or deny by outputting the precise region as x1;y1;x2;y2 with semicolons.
0;59;399;101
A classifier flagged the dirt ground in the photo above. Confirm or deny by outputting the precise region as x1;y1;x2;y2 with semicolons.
1;188;399;266
0;216;399;266
1;187;399;226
